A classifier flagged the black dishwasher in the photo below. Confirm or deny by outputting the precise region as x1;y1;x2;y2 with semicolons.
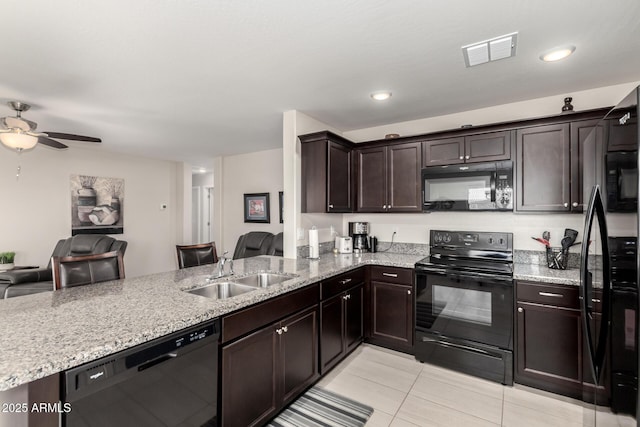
63;319;220;427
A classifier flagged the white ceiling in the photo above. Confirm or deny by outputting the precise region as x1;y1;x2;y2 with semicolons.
1;0;639;167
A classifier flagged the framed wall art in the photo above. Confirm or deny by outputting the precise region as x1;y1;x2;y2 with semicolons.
244;193;270;223
71;174;124;235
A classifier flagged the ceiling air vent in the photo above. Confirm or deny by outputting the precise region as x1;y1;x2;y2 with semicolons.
462;32;518;67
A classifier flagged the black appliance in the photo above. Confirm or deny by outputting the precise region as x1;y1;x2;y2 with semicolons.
348;221;370;251
606;151;638;212
580;86;639;426
414;230;514;385
63;319;220;427
421;160;513;212
609;237;638;414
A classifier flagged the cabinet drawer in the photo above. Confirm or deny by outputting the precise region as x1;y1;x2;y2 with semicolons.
222;284;319;343
517;281;579;309
370;266;413;285
321;268;365;300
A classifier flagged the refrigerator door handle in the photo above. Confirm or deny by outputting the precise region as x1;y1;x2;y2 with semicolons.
580;185;611;385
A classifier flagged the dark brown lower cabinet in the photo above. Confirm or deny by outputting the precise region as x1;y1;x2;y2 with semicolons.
515;281;608;402
368;267;414;353
320;284;363;374
516;301;583;397
221;306;318;427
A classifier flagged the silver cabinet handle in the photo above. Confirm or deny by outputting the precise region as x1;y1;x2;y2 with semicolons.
339;278;352;285
276;328;283;335
465;155;470;160
282;326;288;333
407;290;411;295
328;204;334;209
539;291;564;298
592;298;601;303
563;202;569;208
572;202;579;207
459;156;464;160
518;307;523;313
382;272;398;278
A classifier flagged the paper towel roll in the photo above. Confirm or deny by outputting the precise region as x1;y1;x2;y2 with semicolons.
309;227;319;259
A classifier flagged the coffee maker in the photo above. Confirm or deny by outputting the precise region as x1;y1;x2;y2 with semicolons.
348;222;370;252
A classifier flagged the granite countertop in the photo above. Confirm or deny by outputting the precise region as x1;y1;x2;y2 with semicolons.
0;252;423;392
513;263;581;286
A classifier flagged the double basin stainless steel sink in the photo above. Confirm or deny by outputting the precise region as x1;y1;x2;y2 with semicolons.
186;272;296;300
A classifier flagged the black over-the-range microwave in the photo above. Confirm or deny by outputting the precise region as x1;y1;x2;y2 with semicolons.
422;160;513;212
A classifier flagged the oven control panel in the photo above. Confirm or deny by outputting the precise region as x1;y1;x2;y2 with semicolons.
430;230;512;251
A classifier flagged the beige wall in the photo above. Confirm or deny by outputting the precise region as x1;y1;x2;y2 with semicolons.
220;148;284;256
0;144;179;277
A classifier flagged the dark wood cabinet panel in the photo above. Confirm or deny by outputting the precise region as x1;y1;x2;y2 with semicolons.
607;114;638;151
388;142;422;212
222;325;278;427
465;131;511;163
369;278;414;352
515;123;571;212
320;294;345;372
327;141;353;212
357;142;421;212
515;281;609;402
356;146;386;212
422;137;464;166
570;119;606;213
320;282;364;374
222;306;318;427
281;307;319;405
422;132;511;167
345;284;364;353
516;301;582;397
300;132;353;213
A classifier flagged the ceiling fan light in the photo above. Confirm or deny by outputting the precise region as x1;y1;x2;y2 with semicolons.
0;132;39;150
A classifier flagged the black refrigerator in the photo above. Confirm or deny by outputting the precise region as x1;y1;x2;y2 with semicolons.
581;86;639;426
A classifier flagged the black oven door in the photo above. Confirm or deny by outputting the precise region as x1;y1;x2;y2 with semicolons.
415;269;514;351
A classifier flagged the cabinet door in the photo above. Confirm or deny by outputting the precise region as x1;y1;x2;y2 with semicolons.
571;119;605;212
327;141;352;212
388;142;422;212
370;281;413;352
222;326;278;427
345;284;364;353
465;131;511;163
516;302;582;399
607;114;638;151
320;293;345;374
356;146;387;212
422;137;465;166
280;307;319;405
516;123;571;211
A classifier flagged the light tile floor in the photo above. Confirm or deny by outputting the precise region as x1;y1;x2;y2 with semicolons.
316;344;636;427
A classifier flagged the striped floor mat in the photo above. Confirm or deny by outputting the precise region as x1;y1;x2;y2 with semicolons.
267;387;373;427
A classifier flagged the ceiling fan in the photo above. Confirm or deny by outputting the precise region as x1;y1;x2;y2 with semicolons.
0;101;101;152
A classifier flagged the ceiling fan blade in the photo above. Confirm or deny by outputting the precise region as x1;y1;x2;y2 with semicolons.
42;132;101;143
38;136;68;149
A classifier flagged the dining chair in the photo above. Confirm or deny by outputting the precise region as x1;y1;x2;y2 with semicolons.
52;251;125;290
176;242;218;269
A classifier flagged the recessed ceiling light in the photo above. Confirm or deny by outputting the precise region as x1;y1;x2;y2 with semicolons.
370;91;392;101
540;45;576;62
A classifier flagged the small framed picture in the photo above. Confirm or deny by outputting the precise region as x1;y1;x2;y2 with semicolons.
279;191;284;224
244;193;270;223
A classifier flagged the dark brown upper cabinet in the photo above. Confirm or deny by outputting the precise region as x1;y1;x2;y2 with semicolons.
356;141;422;213
607;113;637;152
300;131;353;213
516;119;604;212
422;131;511;167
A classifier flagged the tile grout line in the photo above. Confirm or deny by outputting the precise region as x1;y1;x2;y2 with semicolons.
388;363;424;425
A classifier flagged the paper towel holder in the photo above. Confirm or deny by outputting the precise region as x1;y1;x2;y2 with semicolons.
308;226;320;259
